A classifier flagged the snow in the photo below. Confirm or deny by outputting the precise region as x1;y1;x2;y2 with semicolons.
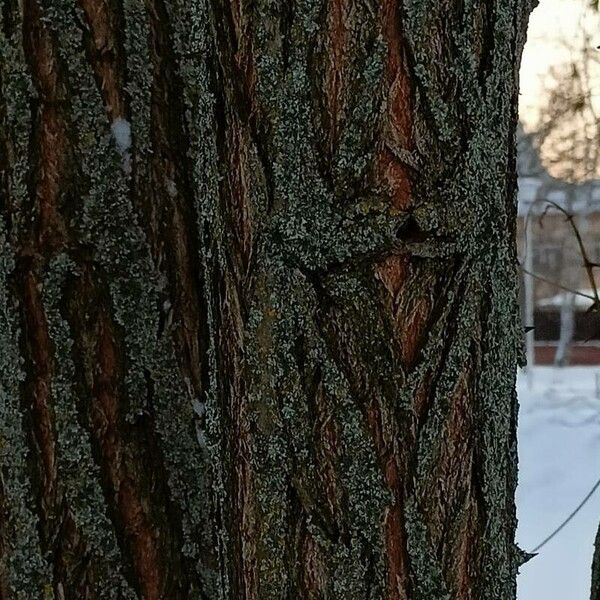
191;398;206;418
517;367;600;600
538;290;596;310
111;117;131;155
110;117;132;173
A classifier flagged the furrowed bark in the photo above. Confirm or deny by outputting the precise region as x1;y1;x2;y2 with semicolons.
0;0;534;598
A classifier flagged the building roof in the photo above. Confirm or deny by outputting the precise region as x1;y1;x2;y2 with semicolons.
517;125;600;216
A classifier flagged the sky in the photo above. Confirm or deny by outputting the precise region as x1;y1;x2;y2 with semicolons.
520;0;600;128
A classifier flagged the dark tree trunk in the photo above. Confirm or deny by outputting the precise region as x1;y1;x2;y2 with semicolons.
592;524;600;600
0;0;533;598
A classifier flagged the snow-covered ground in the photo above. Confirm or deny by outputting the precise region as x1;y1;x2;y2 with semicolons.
517;367;600;600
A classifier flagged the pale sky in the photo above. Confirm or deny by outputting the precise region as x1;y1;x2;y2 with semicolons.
520;0;600;127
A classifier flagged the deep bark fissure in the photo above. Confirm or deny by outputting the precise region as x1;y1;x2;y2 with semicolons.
14;4;78;594
77;0;128;122
146;0;212;401
63;262;193;599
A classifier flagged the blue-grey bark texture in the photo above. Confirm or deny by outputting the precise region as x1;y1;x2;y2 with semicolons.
0;0;533;598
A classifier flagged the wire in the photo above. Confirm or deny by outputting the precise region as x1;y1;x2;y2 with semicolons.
530;476;600;553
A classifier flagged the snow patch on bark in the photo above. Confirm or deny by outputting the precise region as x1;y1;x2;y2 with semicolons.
111;118;132;173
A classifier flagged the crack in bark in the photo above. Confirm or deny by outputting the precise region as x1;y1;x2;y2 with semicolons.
325;0;347;155
94;312;162;600
77;0;127;121
64;262;193;599
13;3;78;593
376;0;414;212
144;0;211;401
17;267;59;527
22;0;69;255
216;269;257;600
205;5;264;594
372;3;418;596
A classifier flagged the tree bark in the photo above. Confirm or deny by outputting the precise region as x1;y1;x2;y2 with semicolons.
592;523;600;600
0;1;533;598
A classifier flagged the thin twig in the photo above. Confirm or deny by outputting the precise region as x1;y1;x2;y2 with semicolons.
520;266;596;302
544;200;600;306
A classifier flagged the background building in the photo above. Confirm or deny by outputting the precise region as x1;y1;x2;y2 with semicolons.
517;126;600;364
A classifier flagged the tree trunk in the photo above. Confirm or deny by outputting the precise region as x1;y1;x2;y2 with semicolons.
592;523;600;600
554;292;575;366
0;1;533;598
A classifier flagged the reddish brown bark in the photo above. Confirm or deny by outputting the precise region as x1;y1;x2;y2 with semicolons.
299;527;327;599
78;0;127;121
369;3;418;597
145;0;208;398
377;0;414;212
22;0;69;254
366;400;410;600
325;0;348;153
220;273;258;600
20;271;58;507
93;311;163;600
18;0;67;549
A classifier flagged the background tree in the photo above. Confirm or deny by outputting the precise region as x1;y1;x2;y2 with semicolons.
588;0;600;593
0;0;533;598
520;8;600;366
